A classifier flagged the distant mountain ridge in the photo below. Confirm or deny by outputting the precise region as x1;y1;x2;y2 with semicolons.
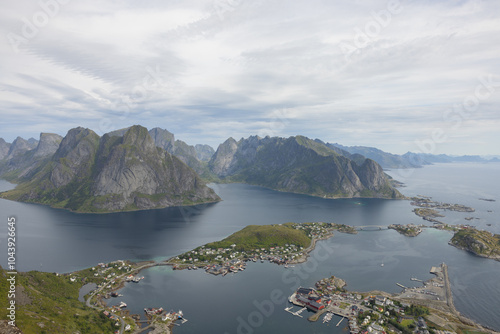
0;126;220;212
329;143;499;169
209;135;403;199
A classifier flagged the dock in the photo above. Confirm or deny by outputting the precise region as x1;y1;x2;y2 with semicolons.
411;277;424;282
396;283;408;289
336;316;345;327
285;306;306;318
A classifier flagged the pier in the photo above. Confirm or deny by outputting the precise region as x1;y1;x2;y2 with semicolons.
285;306;306;318
336;316;345;327
396;283;408;289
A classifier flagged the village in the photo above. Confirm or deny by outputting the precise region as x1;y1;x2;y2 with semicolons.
66;260;186;333
285;263;471;334
170;222;357;276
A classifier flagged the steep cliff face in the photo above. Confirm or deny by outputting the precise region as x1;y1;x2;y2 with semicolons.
0;138;10;160
148;127;215;179
6;137;38;160
0;126;220;212
209;135;402;199
0;133;63;180
33;133;63;157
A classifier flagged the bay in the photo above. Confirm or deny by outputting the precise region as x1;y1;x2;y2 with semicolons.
0;162;499;332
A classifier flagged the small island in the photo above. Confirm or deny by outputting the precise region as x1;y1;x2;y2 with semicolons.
449;229;500;261
388;224;423;237
410;197;475;212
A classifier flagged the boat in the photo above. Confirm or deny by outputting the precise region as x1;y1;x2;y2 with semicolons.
323;312;333;323
178;310;184;319
380;263;384;267
119;301;127;308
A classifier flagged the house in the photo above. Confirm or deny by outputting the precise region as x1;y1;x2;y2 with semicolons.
308;295;322;303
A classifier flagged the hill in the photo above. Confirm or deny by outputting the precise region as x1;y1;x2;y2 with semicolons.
206;224;312;252
0;266;116;333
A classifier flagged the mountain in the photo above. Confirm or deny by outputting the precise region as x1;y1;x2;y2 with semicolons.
330;143;421;169
5;136;38;160
209;135;403;199
195;144;215;161
327;144;499;169
0;138;11;160
148;127;216;179
0;126;220;212
0;133;63;180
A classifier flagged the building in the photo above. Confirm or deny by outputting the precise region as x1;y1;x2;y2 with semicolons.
297;287;314;296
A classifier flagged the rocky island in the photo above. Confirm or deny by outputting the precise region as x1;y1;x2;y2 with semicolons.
388;224;423;237
449;229;500;261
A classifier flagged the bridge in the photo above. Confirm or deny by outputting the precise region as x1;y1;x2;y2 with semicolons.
354;225;388;231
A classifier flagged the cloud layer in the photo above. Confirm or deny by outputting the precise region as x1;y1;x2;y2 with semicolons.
0;0;499;154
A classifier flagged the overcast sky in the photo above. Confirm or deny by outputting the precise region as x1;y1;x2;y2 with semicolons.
0;0;499;155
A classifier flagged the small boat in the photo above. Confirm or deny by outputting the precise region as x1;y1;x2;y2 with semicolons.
119;301;127;308
380;263;384;267
178;310;183;319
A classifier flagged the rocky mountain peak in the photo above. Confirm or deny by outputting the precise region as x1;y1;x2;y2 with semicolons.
7;137;33;159
34;133;63;157
122;125;156;153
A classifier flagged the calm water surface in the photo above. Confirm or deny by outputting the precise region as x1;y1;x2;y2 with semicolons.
0;162;499;332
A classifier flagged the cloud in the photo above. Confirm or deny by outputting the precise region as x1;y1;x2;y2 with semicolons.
0;0;499;155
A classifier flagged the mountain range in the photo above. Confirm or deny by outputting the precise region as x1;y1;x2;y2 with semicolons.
4;125;495;212
0;126;219;213
209;135;402;199
328;143;499;169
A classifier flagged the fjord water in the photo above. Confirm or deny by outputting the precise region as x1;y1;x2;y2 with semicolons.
0;162;499;332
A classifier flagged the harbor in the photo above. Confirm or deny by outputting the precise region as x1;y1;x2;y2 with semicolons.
285;263;497;334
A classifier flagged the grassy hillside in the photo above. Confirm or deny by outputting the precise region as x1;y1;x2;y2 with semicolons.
0;267;115;333
206;224;312;252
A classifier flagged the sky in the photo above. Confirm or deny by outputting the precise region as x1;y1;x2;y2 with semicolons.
0;0;499;155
